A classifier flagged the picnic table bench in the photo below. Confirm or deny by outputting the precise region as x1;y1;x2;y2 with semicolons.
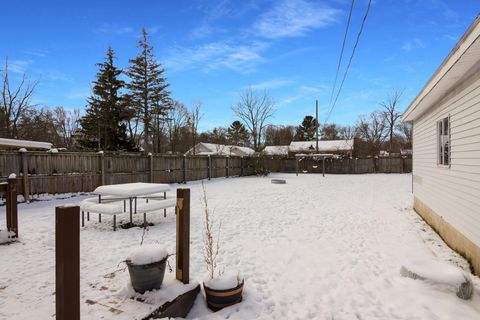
80;183;176;231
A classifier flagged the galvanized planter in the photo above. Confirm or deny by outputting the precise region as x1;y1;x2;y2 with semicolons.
126;257;167;294
203;280;244;311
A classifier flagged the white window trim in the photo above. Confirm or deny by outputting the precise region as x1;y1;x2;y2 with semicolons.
437;115;451;168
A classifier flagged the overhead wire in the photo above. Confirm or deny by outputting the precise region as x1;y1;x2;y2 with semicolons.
324;0;372;125
327;0;356;110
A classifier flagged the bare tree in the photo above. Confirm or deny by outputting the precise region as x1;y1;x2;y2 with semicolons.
320;123;340;140
166;100;189;153
231;88;275;151
380;89;403;154
264;124;295;146
396;120;412;149
54;107;80;148
357;111;387;156
0;58;38;138
188;100;203;155
338;125;357;140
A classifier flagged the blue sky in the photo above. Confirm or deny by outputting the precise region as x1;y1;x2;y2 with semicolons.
1;0;478;130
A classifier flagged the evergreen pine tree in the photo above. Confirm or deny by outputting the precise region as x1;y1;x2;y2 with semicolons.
227;120;250;146
79;47;133;150
126;28;171;152
294;115;317;141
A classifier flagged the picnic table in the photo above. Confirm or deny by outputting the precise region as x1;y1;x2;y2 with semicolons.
92;182;172;228
94;182;170;198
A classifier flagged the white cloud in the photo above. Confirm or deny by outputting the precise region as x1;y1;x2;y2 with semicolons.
95;24;134;35
402;38;425;52
24;49;49;58
254;0;338;39
66;89;90;100
164;41;269;74
6;59;34;74
247;79;295;90
148;26;160;35
443;34;458;42
298;84;329;94
42;70;74;83
277;84;329;107
188;24;219;40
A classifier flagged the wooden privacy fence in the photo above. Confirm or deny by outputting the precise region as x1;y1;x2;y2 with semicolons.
256;156;412;175
0;152;255;200
0;151;411;199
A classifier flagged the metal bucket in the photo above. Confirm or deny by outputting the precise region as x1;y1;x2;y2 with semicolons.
126;257;167;294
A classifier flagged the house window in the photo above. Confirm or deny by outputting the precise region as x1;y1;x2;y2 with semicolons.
437;116;450;166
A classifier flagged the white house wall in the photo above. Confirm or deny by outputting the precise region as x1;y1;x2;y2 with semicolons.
413;74;480;249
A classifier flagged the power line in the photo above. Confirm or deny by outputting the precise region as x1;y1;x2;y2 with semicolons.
328;0;355;110
325;0;372;125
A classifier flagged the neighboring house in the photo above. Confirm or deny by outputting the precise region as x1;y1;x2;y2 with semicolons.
185;142;255;157
288;139;354;157
262;146;289;157
402;16;480;274
0;138;52;150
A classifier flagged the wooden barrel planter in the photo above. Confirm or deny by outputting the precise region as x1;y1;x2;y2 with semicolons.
203;280;244;311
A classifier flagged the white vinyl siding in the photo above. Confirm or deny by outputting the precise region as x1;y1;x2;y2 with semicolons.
413;75;480;247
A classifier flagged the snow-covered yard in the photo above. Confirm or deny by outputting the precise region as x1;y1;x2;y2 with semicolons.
0;174;479;319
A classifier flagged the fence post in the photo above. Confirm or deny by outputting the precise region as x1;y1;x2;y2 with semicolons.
100;152;105;185
295;157;299;176
149;153;154;182
182;155;187;184
240;157;244;176
226;156;229;178
6;177;18;238
322;157;325;177
176;189;190;284
208;156;211;181
55;206;80;320
20;151;30;203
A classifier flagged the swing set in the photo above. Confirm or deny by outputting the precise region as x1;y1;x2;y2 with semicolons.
295;153;334;177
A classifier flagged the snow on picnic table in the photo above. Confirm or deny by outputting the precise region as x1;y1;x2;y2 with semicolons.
0;174;479;319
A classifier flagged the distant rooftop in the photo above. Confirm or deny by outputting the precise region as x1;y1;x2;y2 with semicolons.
0;138;52;150
289;140;354;153
185;142;255;156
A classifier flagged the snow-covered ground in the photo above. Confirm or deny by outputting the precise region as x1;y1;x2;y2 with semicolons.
0;174;479;319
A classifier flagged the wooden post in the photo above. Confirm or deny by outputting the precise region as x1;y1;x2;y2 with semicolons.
55;206;80;320
322;156;325;177
240;157;244;176
208;156;211;181
295;157;299;176
100;153;105;185
182;155;187;184
149;153;154;182
226;156;229;178
20;151;30;203
6;177;18;238
176;189;190;284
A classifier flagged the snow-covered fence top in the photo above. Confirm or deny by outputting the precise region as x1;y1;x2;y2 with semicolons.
254;156;412;175
0;152;255;198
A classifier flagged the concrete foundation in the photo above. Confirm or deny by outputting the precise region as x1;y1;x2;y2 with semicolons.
414;197;480;275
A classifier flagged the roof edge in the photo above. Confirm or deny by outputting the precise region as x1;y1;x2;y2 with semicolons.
402;14;480;122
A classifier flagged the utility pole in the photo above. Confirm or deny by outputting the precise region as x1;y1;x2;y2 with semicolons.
315;99;319;152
